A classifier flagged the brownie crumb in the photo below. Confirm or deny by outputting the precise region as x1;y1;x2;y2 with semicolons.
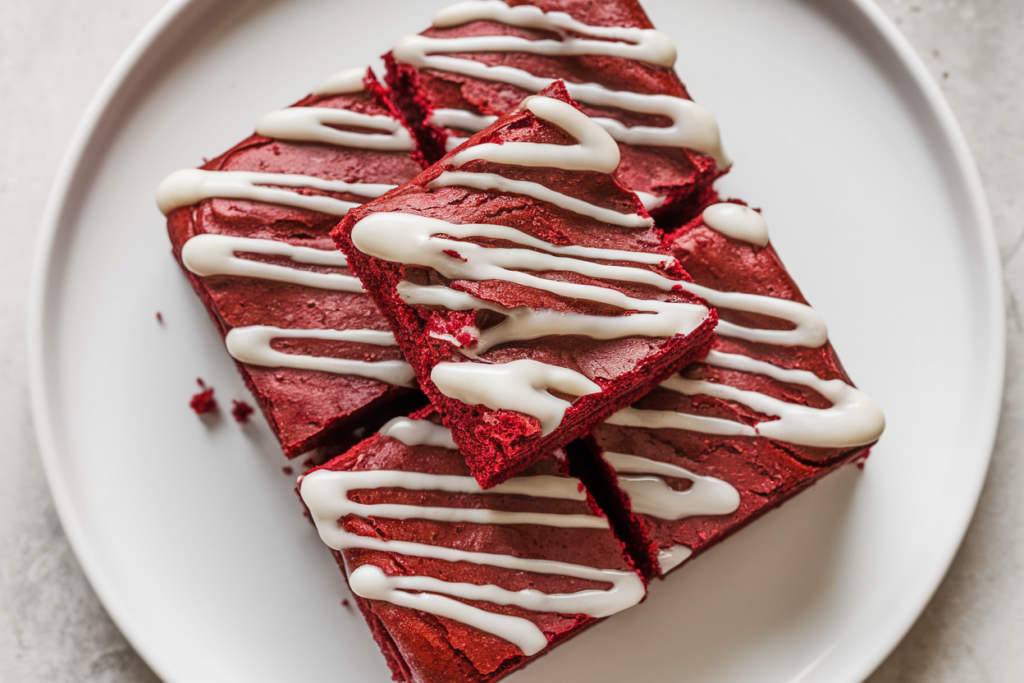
231;399;255;423
190;381;217;415
282;466;294;476
156;312;163;323
341;599;352;610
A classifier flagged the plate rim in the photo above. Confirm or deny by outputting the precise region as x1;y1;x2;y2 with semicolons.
27;1;1005;682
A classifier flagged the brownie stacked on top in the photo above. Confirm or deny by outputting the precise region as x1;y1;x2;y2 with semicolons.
334;82;717;488
159;68;424;458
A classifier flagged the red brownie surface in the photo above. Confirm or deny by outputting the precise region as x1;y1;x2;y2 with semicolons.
333;82;717;488
160;68;425;457
298;408;645;683
577;201;885;578
385;0;729;216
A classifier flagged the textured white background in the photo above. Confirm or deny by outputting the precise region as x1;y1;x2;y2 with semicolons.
1;0;1022;681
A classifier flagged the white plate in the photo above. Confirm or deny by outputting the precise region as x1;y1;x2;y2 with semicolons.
29;0;1003;681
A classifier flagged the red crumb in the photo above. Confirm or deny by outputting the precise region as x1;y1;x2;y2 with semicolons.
341;599;351;609
282;466;294;476
455;331;475;346
231;399;255;423
156;312;163;323
190;385;217;414
943;72;949;79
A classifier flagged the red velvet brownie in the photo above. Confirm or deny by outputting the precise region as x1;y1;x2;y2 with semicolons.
298;408;646;683
385;0;729;216
158;68;425;458
333;82;718;488
574;201;885;578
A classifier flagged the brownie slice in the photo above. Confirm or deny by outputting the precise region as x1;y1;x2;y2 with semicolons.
298;408;646;683
333;81;718;488
574;201;885;578
159;68;426;458
385;0;729;216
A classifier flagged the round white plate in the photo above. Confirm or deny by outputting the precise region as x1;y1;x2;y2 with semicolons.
29;0;1003;682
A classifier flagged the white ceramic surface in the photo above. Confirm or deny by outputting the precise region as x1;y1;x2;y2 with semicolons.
27;1;1002;682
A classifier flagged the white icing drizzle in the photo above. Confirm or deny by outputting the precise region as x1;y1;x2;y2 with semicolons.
224;325;415;386
392;1;730;167
604;451;740;520
180;234;362;292
379;416;459;449
687;282;828;348
608;350;884;448
158;65;407;216
430;108;498;152
450;97;620;173
606;206;885;448
353;211;820;348
429;108;497;133
156;168;394;216
634;191;666;211
311;67;367;96
432;1;677;67
256;107;414;151
303;468;601;528
299;420;645;655
428;171;652;228
431;360;601;435
352;213;711;349
701;203;769;247
656;545;693;573
397;282;699;356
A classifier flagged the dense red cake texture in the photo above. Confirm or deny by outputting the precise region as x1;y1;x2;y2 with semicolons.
385;0;729;216
577;202;884;578
298;408;645;683
333;82;717;488
160;69;426;457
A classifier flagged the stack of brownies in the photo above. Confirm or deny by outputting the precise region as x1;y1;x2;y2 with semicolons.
157;1;885;681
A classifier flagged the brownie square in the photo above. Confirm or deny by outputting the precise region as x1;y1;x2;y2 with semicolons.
298;408;645;682
160;68;425;457
385;0;730;216
576;201;885;577
333;82;717;487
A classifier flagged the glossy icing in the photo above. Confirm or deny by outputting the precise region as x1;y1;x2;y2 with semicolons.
156;168;393;217
181;234;362;292
225;326;415;386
